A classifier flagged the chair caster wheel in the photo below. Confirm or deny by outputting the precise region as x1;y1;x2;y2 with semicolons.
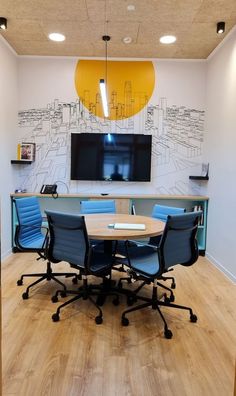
60;291;67;298
72;277;78;284
190;314;197;323
51;295;58;303
164;294;175;303
17;279;23;286
164;328;173;339
22;292;29;300
122;317;129;326
95;316;103;325
171;282;176;289
52;313;60;322
169;294;175;302
112;297;119;306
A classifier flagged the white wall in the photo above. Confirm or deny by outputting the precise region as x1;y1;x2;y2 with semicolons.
0;37;18;259
205;27;236;281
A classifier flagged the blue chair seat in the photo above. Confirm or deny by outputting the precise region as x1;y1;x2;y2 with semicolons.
131;253;159;276
20;235;46;249
123;245;159;276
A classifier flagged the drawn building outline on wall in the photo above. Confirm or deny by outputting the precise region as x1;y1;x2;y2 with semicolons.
17;95;205;195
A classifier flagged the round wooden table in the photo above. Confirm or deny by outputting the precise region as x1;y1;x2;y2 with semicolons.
84;214;164;303
84;213;164;241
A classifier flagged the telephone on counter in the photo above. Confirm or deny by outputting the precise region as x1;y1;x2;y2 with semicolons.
40;184;57;195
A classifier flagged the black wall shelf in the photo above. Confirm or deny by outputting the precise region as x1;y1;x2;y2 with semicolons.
189;175;209;181
11;160;32;165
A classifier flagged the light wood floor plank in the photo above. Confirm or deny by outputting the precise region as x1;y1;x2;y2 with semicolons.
2;253;236;395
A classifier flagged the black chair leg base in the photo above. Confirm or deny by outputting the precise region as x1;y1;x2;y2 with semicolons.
164;327;173;339
96;295;105;306
60;290;67;298
127;295;137;306
17;279;23;286
95;316;103;325
72;276;78;284
52;313;60;322
112;297;120;306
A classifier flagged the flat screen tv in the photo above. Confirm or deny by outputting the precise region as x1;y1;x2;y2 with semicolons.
71;133;152;182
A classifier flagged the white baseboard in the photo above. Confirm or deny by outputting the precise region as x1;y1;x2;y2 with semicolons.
206;252;236;284
1;249;13;262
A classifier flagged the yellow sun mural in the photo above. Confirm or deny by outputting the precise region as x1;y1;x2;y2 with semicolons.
74;60;155;121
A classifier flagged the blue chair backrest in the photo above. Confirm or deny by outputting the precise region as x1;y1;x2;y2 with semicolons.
160;211;201;270
45;210;89;268
14;196;43;247
80;200;116;214
152;204;185;222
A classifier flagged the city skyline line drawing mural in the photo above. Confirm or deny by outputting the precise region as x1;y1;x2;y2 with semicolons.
17;95;204;196
75;60;155;121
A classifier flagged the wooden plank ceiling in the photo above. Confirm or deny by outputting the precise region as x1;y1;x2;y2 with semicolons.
0;0;236;58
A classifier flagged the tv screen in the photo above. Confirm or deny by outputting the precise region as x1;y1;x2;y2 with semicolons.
71;133;152;182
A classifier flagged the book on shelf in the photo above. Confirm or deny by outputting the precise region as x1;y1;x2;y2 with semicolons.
17;142;36;161
192;205;204;225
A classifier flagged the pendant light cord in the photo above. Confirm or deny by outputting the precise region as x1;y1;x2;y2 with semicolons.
105;29;108;84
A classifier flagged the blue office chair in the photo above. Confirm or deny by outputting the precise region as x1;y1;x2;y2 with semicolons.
14;197;78;299
45;210;118;324
116;205;186;292
121;211;202;339
149;204;186;288
80;199;116;252
149;204;186;245
80;199;116;214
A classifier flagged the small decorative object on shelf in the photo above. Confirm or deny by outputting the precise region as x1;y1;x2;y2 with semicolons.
189;163;209;181
18;142;36;162
12;142;36;164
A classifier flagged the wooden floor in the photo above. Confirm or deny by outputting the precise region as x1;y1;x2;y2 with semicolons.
2;253;236;396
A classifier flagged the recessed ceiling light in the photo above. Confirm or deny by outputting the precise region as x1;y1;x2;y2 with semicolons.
0;17;7;30
48;33;65;42
160;35;176;44
123;36;132;44
216;21;225;34
127;4;135;11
